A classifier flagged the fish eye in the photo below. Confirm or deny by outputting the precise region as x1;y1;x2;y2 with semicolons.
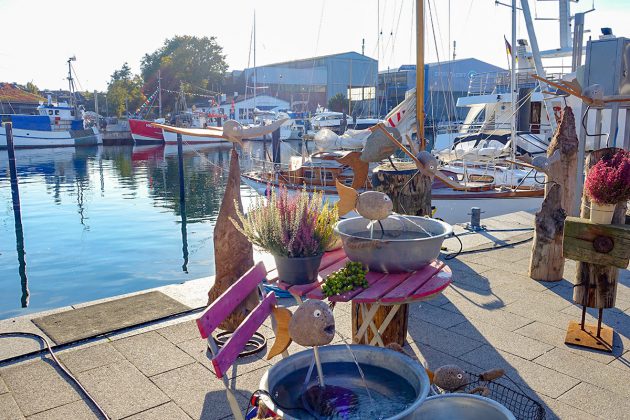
313;310;321;318
457;374;463;379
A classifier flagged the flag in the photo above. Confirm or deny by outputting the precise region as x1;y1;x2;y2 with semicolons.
504;35;512;57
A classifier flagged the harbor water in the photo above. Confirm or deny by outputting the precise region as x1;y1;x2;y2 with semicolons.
0;141;307;319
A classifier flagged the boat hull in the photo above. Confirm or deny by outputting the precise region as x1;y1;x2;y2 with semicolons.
241;174;542;225
162;130;230;145
129;119;164;145
0;126;101;148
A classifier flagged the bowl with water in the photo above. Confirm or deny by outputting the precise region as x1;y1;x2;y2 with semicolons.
334;216;453;273
259;344;430;419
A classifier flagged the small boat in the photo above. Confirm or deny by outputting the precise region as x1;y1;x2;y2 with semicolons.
0;101;101;149
129;118;165;145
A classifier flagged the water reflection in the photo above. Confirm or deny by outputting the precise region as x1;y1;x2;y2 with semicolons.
0;141;307;318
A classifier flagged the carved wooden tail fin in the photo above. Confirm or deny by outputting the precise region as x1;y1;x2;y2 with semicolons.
336;180;359;217
335;151;369;190
267;307;293;360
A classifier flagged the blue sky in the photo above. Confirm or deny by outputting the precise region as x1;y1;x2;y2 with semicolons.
0;0;628;91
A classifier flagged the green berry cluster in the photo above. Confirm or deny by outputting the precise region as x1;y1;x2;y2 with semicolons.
322;261;369;297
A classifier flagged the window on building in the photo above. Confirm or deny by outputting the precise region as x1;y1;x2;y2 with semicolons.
347;87;376;101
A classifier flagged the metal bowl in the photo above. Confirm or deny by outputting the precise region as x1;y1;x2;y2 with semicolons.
334;216;453;273
411;394;516;420
259;344;430;420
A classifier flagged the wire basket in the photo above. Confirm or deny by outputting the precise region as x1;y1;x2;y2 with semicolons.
432;372;545;420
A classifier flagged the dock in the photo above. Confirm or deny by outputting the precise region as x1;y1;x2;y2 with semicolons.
0;211;628;419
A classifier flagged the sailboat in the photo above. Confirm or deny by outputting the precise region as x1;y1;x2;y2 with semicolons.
241;0;549;224
129;71;165;145
0;57;102;148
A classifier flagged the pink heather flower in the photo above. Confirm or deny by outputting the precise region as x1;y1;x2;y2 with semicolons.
584;150;630;205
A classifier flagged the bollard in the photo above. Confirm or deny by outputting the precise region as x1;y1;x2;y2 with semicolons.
466;207;485;231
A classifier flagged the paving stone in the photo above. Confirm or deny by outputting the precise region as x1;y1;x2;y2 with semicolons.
58;343;125;374
502;298;578;329
0;393;24;419
558;382;630;420
0;375;8;394
450;321;552;360
75;360;168;419
232;366;271;400
407;319;484;357
0;316;54;361
514;321;625;365
112;331;194;377
125;402;191;420
459;345;580;399
26;400;99;420
176;337;270;380
1;359;81;416
151;363;247;420
539;394;601;420
441;300;532;332
533;347;630;396
468;255;531;275
403;341;479;373
156;320;201;344
606;350;630;372
408;301;467;329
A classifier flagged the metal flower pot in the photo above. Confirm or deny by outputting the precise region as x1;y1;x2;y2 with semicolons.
273;254;323;285
411;394;516;420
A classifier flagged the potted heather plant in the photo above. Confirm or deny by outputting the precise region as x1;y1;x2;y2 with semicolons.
232;187;337;285
584;149;630;224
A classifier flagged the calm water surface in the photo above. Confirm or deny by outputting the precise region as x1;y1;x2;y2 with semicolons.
0;141;306;319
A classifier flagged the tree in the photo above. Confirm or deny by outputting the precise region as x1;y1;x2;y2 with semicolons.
141;35;228;113
328;93;348;113
25;81;39;95
106;63;146;117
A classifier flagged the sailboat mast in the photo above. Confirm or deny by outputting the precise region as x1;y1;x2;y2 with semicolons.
416;0;425;150
158;69;162;118
253;11;257;116
510;0;517;166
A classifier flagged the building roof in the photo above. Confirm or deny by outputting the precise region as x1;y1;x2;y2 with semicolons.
379;58;505;74
0;83;45;103
246;51;377;70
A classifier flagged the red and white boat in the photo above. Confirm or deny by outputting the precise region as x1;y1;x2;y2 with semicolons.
129;118;165;145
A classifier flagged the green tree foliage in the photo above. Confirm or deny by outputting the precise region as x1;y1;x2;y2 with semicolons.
328;93;348;113
106;63;146;117
141;35;228;113
25;81;39;95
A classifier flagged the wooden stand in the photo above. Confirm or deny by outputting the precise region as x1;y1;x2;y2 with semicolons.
529;107;577;281
351;303;409;346
560;148;630;352
372;161;432;217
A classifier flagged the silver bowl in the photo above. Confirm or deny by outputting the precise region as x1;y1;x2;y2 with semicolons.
259;344;430;420
411;394;516;420
334;216;453;273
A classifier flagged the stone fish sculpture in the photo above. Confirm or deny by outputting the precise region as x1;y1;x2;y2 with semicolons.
267;300;335;359
336;180;393;220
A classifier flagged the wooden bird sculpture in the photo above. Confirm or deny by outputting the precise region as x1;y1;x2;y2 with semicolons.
267;300;335;359
336;180;393;220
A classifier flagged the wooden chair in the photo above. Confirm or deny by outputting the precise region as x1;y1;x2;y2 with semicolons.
196;261;279;420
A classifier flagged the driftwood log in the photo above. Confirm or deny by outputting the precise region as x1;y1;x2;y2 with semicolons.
574;148;627;308
529;184;567;281
529;107;577;281
208;148;259;331
371;161;432;216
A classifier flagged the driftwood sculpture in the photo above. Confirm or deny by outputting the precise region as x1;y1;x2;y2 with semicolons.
529;107;577;281
208;148;259;331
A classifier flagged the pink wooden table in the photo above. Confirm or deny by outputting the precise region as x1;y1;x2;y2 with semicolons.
265;248;452;347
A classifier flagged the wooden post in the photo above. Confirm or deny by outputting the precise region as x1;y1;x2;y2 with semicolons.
574;147;627;309
371;161;432;217
529;107;577;281
208;148;259;331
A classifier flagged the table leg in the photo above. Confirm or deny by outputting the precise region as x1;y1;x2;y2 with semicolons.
356;303;380;344
369;304;400;346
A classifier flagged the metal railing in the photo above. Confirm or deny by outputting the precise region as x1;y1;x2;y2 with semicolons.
467;70;568;96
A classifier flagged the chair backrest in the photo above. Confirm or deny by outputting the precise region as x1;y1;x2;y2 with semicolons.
196;261;273;378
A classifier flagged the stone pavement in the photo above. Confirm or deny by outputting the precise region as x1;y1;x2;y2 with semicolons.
1;235;629;418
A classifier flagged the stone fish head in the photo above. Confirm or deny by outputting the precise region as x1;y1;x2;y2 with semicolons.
356;191;393;221
288;300;335;347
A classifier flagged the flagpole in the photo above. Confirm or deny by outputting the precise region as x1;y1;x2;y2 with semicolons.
510;0;517;177
416;0;425;150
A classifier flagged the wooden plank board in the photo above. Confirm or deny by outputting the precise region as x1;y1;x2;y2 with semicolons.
197;262;266;339
563;216;630;268
282;258;349;296
380;261;444;303
316;271;387;302
404;265;452;301
352;273;412;303
211;292;277;378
